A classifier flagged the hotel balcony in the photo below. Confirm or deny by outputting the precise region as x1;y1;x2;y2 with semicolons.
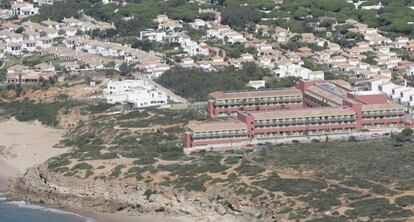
192;131;248;140
362;110;405;118
254;117;356;127
215;97;302;106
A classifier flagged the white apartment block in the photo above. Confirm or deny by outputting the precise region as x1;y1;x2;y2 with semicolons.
103;80;168;108
371;80;414;114
274;63;324;80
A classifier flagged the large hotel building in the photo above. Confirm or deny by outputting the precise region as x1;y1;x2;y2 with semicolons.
207;88;303;116
184;79;410;150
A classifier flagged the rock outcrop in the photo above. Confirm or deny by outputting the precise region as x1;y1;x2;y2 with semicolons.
7;164;270;221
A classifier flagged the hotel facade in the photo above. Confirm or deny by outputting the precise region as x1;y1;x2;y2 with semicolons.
207;88;303;116
184;79;410;150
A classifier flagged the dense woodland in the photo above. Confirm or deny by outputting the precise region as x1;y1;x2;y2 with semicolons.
18;0;414;40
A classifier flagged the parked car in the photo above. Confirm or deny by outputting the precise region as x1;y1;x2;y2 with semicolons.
372;133;381;137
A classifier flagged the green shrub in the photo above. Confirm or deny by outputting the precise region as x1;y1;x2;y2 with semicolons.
254;174;327;196
71;162;93;171
133;156;156;165
224;156;242;165
346;198;413;219
183;174;211;192
395;196;414;207
235;160;264;176
109;165;125;179
227;173;238;183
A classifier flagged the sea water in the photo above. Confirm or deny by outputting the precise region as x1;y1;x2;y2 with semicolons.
0;193;93;222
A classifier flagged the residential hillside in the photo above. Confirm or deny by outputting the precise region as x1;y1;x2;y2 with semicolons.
0;0;414;221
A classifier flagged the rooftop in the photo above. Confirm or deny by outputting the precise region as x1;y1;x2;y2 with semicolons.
249;107;356;120
362;103;405;111
306;85;344;105
186;120;247;132
209;88;302;100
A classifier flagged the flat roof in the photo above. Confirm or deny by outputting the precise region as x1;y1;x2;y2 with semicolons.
328;79;353;91
362;103;405;111
209;88;302;100
349;91;385;95
306;85;344;105
250;107;356;120
187;120;247;132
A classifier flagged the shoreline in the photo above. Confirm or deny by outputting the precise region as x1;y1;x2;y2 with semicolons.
0;159;19;190
63;207;197;222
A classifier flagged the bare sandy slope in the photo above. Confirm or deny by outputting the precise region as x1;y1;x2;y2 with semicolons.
0;118;68;184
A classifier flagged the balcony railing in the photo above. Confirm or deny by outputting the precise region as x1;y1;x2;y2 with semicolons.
362;111;404;117
255;117;356;126
192;131;248;139
215;97;302;106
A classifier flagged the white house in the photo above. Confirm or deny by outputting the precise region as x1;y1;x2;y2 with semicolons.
391;86;408;100
4;42;22;55
392;37;409;49
407;65;414;76
36;0;57;6
0;42;5;59
10;0;39;18
247;80;265;89
140;63;170;78
361;2;383;10
22;40;37;52
273;26;290;43
399;88;414;103
139;29;166;42
207;25;245;44
190;19;209;29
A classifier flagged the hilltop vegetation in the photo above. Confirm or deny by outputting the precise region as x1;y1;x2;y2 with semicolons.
156;63;299;101
29;0;414;38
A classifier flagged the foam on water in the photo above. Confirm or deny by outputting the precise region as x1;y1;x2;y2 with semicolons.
0;192;5;201
0;196;95;222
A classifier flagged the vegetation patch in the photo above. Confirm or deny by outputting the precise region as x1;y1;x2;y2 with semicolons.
254;173;327;196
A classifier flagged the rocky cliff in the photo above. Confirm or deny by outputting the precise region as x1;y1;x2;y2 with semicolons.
7;164;270;222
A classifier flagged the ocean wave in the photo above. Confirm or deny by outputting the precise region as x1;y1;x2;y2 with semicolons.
4;201;95;222
0;192;5;201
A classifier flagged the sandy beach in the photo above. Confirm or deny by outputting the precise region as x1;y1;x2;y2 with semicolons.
0;118;68;185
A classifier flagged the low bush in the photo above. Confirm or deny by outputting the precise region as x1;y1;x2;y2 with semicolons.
395;196;414;207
